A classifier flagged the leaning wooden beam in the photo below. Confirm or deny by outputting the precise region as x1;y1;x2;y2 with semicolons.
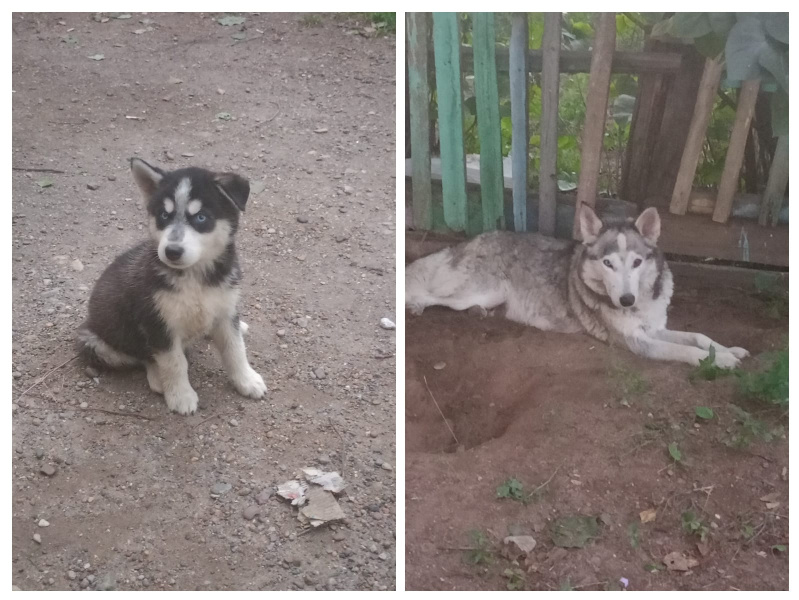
669;57;724;215
432;12;468;232
509;13;529;232
473;12;505;232
713;80;761;223
573;13;616;239
758;135;789;226
538;12;561;236
458;48;683;75
407;13;433;231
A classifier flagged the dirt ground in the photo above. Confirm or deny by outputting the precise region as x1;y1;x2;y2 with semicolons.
406;263;788;591
12;12;395;591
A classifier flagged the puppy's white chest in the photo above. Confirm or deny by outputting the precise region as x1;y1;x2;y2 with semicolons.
155;280;238;341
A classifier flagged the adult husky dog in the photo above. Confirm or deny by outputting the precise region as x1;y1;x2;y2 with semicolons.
406;205;749;368
77;158;267;415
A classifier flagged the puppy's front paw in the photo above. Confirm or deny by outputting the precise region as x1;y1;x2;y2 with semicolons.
407;303;424;316
165;387;199;415
233;367;267;399
239;320;250;336
727;346;750;360
711;351;740;370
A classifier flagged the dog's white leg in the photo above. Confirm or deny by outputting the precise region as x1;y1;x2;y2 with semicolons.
625;333;741;368
145;362;164;394
152;343;198;415
211;317;267;399
653;329;749;360
239;320;249;336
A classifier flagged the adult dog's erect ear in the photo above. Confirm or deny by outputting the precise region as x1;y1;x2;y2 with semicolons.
130;158;165;199
578;204;603;244
635;207;661;244
214;173;250;212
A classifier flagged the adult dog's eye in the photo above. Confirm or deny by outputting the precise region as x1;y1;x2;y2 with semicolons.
633;258;642;268
603;259;613;268
159;210;171;220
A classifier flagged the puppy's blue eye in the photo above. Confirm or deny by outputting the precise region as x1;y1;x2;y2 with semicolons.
195;213;206;223
160;210;170;220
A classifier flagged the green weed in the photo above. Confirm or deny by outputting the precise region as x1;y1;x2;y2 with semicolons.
497;477;527;503
464;529;493;565
682;510;710;542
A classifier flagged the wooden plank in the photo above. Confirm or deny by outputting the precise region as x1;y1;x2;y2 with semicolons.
668;57;724;215
407;13;433;231
509;14;529;232
713;80;761;223
472;12;504;232
432;12;468;232
646;45;706;207
573;13;616;238
758;135;789;226
457;47;683;75
538;12;561;236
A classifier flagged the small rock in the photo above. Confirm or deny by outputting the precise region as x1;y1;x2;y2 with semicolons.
97;573;116;591
228;418;239;427
40;465;57;477
210;482;232;497
297;317;309;328
318;454;331;465
71;259;84;272
433;362;446;370
38;519;50;527
314;127;329;134
379;317;395;330
297;215;309;224
12;371;22;379
255;489;272;505
276;329;286;338
242;505;260;521
343;185;354;195
334;234;349;243
68;571;76;580
381;462;392;471
86;183;100;191
313;367;327;380
333;531;346;542
34;448;45;460
79;402;88;409
33;533;42;544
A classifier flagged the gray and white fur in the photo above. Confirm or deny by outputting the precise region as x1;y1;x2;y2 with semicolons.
406;206;749;368
77;158;267;414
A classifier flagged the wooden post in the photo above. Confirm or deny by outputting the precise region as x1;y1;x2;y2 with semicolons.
669;57;724;215
758;135;789;226
407;13;433;231
712;80;761;223
472;12;505;232
539;12;561;236
509;14;529;232
573;13;616;239
432;12;468;232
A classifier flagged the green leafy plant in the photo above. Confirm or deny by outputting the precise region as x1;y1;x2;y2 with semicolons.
689;346;735;382
736;349;788;408
724;404;784;449
370;12;396;33
668;442;683;464
464;529;493;565
503;567;526;590
682;510;711;542
628;522;641;548
695;406;715;420
497;477;527;503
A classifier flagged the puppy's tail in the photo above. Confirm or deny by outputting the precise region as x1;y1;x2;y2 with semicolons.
76;326;139;369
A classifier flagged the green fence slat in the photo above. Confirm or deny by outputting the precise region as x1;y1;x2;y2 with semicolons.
407;13;433;231
509;14;529;232
432;12;468;232
472;12;505;232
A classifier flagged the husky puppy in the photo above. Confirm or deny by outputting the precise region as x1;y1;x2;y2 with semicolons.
77;158;267;414
406;205;749;368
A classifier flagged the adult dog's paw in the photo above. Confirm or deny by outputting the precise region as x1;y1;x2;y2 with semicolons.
711;351;741;370
727;346;750;360
165;387;199;415
233;367;267;399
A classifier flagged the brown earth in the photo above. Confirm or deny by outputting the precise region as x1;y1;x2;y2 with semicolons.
12;12;396;591
406;264;788;591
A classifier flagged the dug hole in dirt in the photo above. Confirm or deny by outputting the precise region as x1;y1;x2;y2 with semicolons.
406;257;788;591
12;13;396;591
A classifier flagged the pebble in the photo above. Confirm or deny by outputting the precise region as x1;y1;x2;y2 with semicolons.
33;533;42;544
12;371;22;379
381;462;392;471
210;482;232;496
297;215;309;224
80;402;88;409
228;418;239;427
318;454;331;464
314;127;329;134
433;362;447;370
38;519;50;527
333;531;346;542
242;505;260;521
35;448;45;459
313;367;327;380
255;489;273;505
276;329;286;338
71;259;84;272
40;464;57;477
334;235;349;243
379;317;395;330
343;185;354;195
297;317;309;328
68;571;76;580
86;183;100;191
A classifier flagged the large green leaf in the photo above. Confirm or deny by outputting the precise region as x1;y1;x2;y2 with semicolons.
670;13;712;39
758;42;789;92
708;13;736;36
765;13;789;44
694;32;726;59
725;17;770;82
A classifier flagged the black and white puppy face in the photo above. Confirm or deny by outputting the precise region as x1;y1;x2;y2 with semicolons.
130;158;249;270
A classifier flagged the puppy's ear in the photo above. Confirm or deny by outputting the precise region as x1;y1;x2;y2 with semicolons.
635;207;661;244
578;204;603;244
214;173;250;212
130;158;164;198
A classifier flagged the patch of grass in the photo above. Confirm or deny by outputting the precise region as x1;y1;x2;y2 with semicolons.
682;510;710;542
689;346;734;382
736;349;788;409
627;522;640;548
609;362;648;407
464;529;493;565
723;404;784;449
369;12;396;33
300;14;323;27
503;567;526;590
497;477;527;503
